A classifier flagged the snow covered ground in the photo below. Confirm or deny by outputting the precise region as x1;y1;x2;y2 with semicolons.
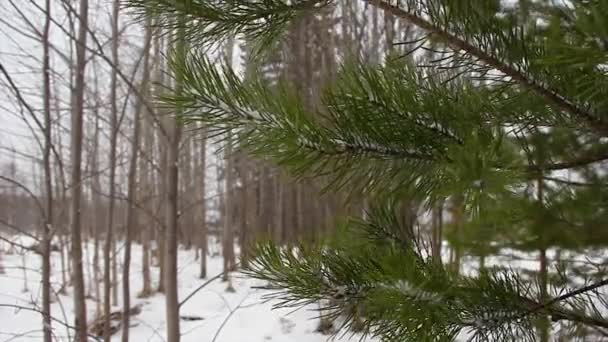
2;236;607;341
0;237;372;342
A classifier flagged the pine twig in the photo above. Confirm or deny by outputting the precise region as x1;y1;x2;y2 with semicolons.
178;266;239;308
518;278;608;330
0;304;102;341
366;0;608;136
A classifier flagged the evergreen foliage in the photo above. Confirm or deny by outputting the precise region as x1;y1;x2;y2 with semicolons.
125;0;608;340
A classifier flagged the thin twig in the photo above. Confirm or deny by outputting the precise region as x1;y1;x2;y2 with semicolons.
178;270;226;309
367;0;608;135
211;292;251;342
0;304;102;341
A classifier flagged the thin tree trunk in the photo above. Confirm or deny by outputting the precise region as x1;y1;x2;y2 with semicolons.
222;133;236;290
104;1;120;339
91;90;102;315
70;0;90;339
451;196;464;276
112;237;118;305
431;202;443;264
140;51;154;296
41;0;53;340
140;106;152;295
156;33;167;293
164;26;184;342
273;176;283;244
198;131;208;279
164;96;181;342
239;157;251;269
122;17;152;342
538;177;550;342
222;37;236;288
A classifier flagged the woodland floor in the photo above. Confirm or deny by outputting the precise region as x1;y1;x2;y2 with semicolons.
0;236;371;342
1;237;605;341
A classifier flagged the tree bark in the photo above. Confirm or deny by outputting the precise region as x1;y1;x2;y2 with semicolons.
139;48;155;296
164;26;184;342
538;177;550;342
91;82;102;316
222;132;236;286
198;131;208;279
70;0;90;339
104;1;120;339
239;156;251;269
431;202;443;264
122;17;152;342
41;0;53;340
156;33;167;293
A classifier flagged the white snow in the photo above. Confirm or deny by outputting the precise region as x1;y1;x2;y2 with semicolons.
0;237;373;342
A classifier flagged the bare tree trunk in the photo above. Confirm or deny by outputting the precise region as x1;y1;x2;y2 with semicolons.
91;76;102;315
431;201;443;264
139;38;157;296
222;37;236;289
273;176;283;244
384;8;395;52
222;133;236;291
112;236;118;305
121;17;152;342
450;196;464;276
41;0;53;340
164;94;181;342
104;1;120;339
239;156;251;269
155;33;167;293
70;0;90;339
537;176;550;342
164;26;184;342
140;113;153;296
198;131;208;279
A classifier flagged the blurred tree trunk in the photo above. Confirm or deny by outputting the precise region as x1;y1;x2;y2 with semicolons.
164;24;184;342
41;0;53;340
450;196;464;276
156;33;167;294
198;130;208;278
537;176;549;342
91;70;103;314
104;1;120;339
239;156;251;268
70;0;90;339
122;16;152;342
139;41;157;296
431;202;443;264
222;37;237;288
222;132;236;288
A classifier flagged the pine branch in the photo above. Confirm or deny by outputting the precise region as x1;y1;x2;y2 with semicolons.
527;278;608;322
527;150;608;172
124;0;329;54
367;0;608;136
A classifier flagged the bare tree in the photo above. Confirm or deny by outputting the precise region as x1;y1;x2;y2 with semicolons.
198;132;208;279
103;1;120;339
222;36;237;289
164;27;183;342
122;17;152;342
222;133;236;289
41;0;53;341
70;0;90;339
91;59;103;316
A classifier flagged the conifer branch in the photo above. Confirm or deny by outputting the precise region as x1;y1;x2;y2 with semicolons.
366;0;608;136
518;279;608;329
